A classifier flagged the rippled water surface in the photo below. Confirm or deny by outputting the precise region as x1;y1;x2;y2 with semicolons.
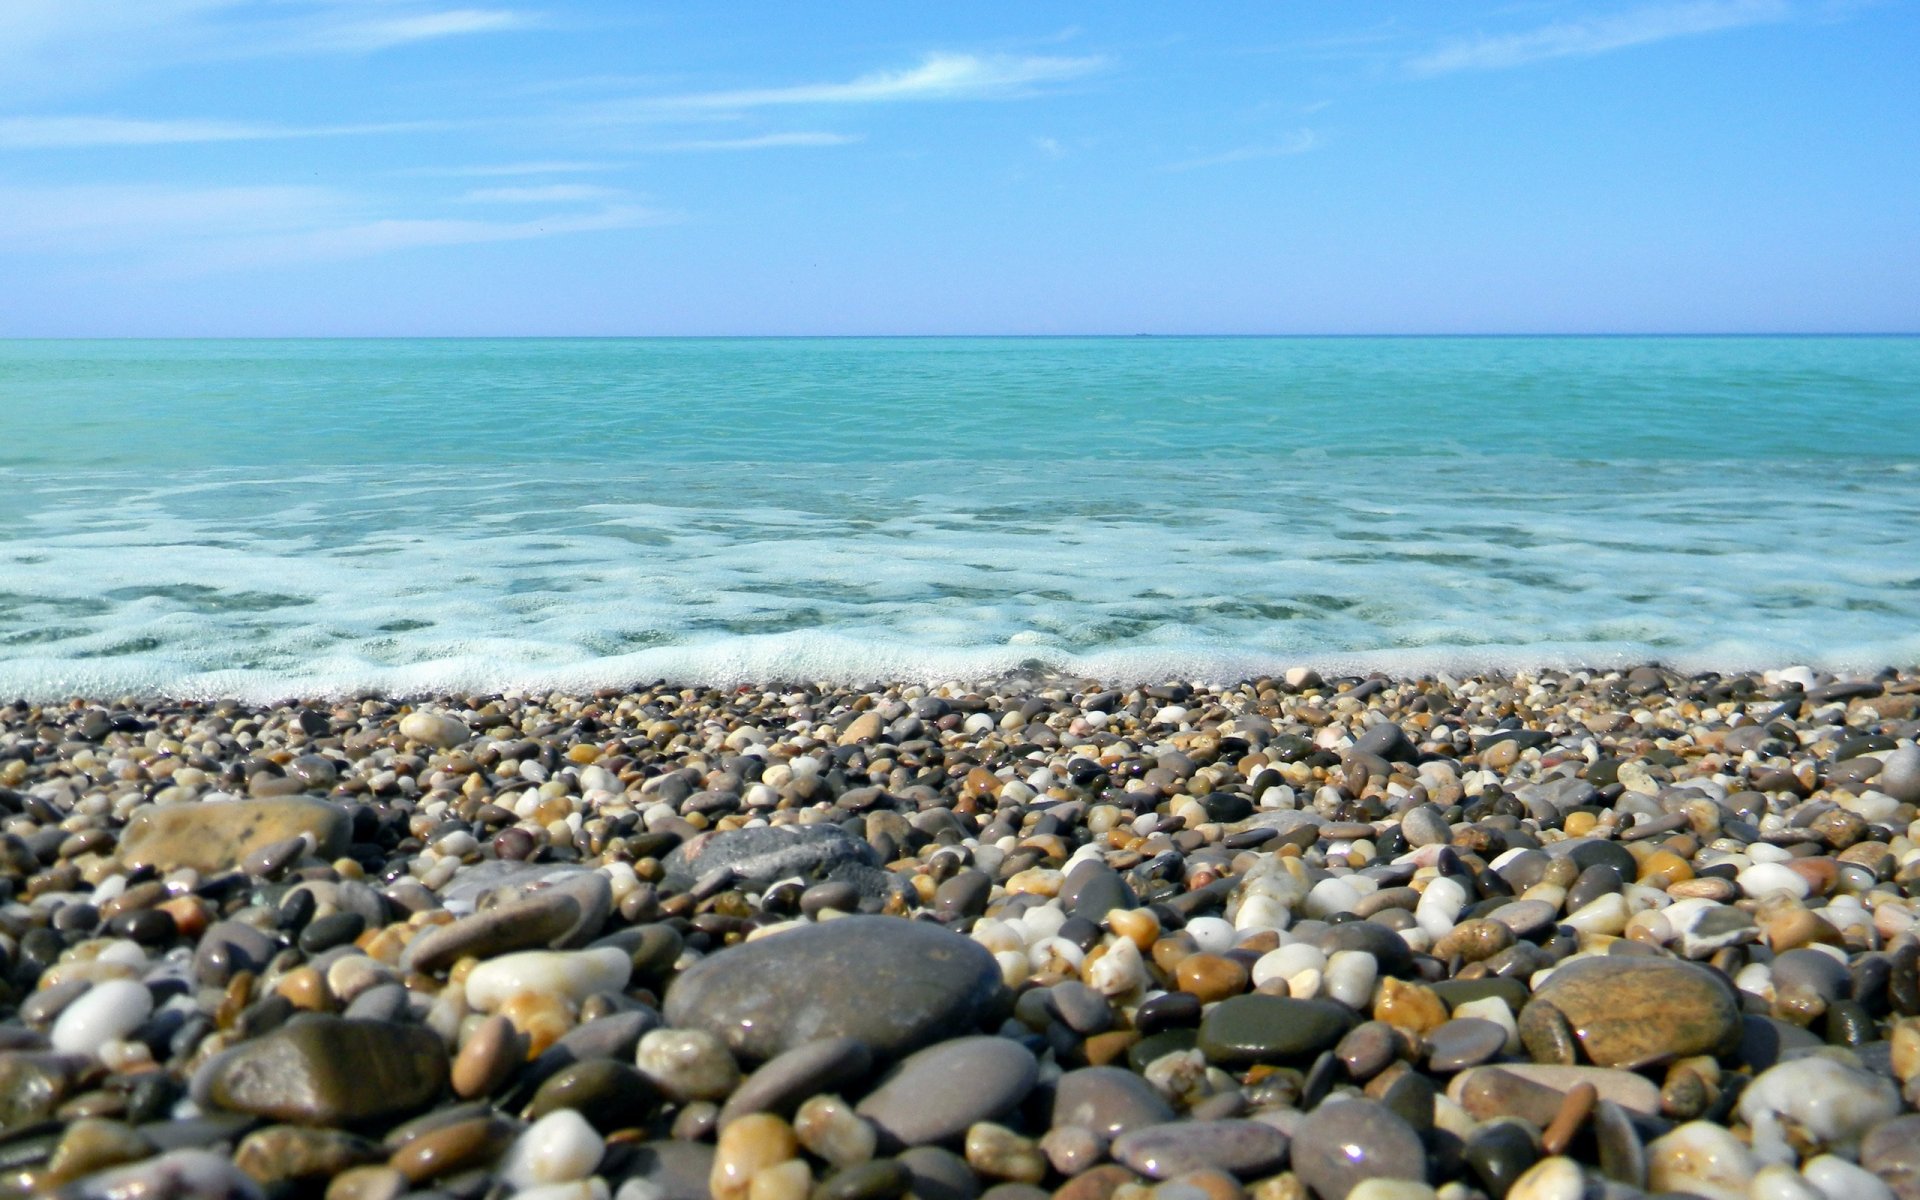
1;337;1916;697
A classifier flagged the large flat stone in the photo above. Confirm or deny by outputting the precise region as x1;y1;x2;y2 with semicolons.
662;916;1002;1062
120;798;350;874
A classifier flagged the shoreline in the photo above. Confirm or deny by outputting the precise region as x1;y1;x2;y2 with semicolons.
3;663;1920;1196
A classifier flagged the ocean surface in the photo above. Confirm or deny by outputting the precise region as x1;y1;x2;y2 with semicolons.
1;336;1916;700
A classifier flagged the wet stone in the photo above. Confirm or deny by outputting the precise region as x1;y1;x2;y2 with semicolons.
1427;1018;1509;1073
661;824;880;891
717;1036;873;1128
1197;995;1359;1066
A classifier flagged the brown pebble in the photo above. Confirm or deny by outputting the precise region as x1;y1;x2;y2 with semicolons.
388;1116;498;1183
1373;978;1450;1035
451;1014;524;1099
326;1164;409;1200
1541;1082;1598;1155
1175;954;1250;1004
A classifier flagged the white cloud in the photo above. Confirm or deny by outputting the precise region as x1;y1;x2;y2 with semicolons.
643;52;1107;112
1407;0;1789;75
0;114;438;149
646;132;862;152
1166;130;1319;172
1033;136;1065;158
204;205;662;271
458;184;621;203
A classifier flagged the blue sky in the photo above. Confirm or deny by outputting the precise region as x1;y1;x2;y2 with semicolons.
1;1;1914;335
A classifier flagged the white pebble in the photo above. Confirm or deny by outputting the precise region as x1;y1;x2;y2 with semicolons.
465;947;632;1011
1415;876;1468;941
1749;1164;1827;1200
635;1029;741;1103
1451;995;1520;1054
501;1110;606;1188
1801;1154;1895;1200
1086;937;1148;996
1739;863;1811;900
1504;1155;1586;1200
1184;917;1235;954
1251;943;1326;990
1324;950;1378;1009
1233;893;1291;933
1304;878;1362;919
1738;1057;1899;1157
1647;1120;1757;1200
51;979;152;1059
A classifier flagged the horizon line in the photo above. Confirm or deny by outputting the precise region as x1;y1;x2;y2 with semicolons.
4;330;1917;342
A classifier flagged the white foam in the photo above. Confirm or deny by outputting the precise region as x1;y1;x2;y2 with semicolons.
1;459;1916;700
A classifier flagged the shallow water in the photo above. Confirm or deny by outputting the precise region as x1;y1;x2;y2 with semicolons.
2;336;1916;698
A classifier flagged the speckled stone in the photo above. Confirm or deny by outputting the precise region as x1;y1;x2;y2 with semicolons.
119;796;350;874
1518;957;1739;1068
663;917;1003;1062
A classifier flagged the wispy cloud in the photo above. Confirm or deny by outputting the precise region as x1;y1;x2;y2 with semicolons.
1166;130;1319;172
1407;0;1789;76
458;184;622;203
640;52;1107;113
0;181;664;274
311;7;529;53
645;132;862;152
402;161;619;178
0;114;439;149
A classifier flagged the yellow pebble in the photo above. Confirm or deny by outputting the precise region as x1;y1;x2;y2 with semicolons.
1108;908;1160;952
1563;812;1598;837
711;1114;798;1200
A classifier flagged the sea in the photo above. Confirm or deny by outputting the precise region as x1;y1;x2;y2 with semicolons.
1;336;1916;701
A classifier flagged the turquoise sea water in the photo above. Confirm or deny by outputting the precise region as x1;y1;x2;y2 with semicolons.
1;336;1916;699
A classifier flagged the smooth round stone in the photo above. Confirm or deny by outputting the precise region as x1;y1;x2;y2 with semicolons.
203;1015;449;1125
1050;1067;1177;1138
501;1109;605;1188
1518;956;1739;1068
1336;1021;1402;1081
527;1060;659;1132
232;1124;383;1188
1862;1115;1920;1200
663;917;1002;1062
401;888;585;973
1048;981;1113;1036
620;1141;717;1200
855;1036;1037;1147
1108;1119;1288;1181
1740;862;1812;900
1803;1155;1895;1200
1487;899;1559;940
465;946;632;1011
717;1037;873;1128
1738;1056;1900;1155
452;1013;523;1100
1647;1120;1757;1200
1292;1097;1427;1198
52;1149;262;1200
661;824;880;891
1197;995;1359;1065
193;920;281;987
298;911;365;955
897;1146;982;1200
1464;1121;1539;1199
636;1029;741;1103
1427;1018;1507;1072
50;979;152;1057
399;710;470;748
1877;747;1920;804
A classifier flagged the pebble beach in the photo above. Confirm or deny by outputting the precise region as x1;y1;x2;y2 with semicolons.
4;664;1920;1200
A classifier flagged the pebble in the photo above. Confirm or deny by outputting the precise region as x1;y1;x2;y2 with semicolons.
500;1110;606;1188
49;979;152;1058
202;1015;450;1125
663;916;1003;1061
1109;1120;1289;1180
5;669;1920;1198
1291;1097;1427;1198
856;1036;1038;1147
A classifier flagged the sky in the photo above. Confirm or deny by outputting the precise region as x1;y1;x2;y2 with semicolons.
0;0;1914;336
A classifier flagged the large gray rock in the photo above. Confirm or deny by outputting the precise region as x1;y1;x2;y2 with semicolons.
663;916;1002;1062
661;823;879;890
